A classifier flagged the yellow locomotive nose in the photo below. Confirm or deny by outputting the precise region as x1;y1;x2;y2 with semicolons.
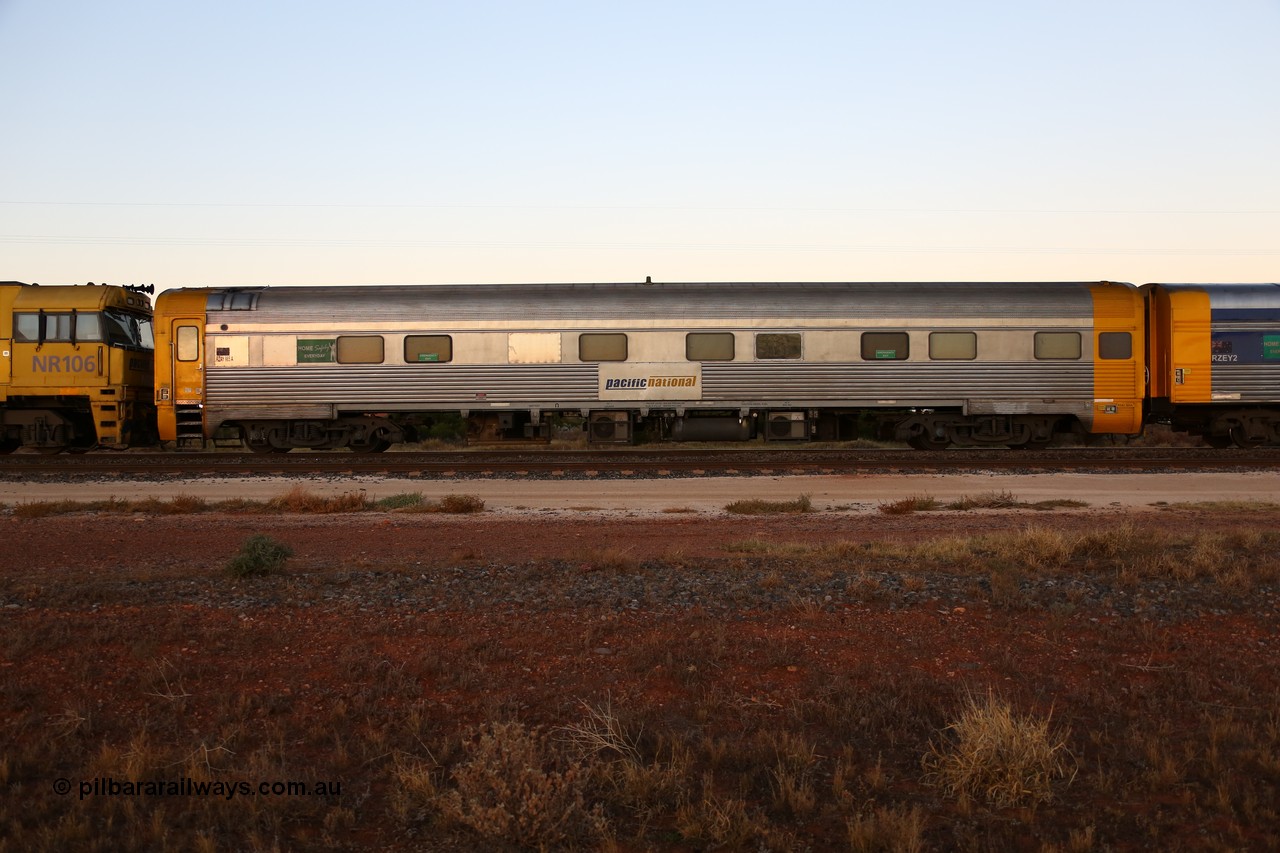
0;281;156;453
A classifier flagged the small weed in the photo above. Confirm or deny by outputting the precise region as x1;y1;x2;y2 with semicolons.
224;534;294;578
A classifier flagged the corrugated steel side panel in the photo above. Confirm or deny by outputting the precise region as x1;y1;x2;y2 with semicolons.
201;282;1103;326
1212;366;1280;402
206;364;599;411
700;362;1094;403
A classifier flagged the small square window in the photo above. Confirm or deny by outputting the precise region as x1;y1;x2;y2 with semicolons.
861;332;909;361
337;335;385;364
579;333;628;362
405;334;452;363
755;333;801;360
686;332;735;361
1034;332;1081;360
1098;332;1132;360
928;331;976;360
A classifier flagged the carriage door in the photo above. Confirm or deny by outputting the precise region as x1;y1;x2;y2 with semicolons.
155;317;205;443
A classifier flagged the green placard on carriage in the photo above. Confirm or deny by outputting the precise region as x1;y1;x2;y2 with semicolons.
297;339;336;363
1263;335;1280;361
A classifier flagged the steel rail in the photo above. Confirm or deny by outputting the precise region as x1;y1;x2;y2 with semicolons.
1;447;1278;479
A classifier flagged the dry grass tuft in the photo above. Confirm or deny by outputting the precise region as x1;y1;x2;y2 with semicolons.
924;689;1075;808
438;721;608;849
724;494;813;515
946;490;1023;510
877;495;941;515
395;493;486;514
265;487;373;513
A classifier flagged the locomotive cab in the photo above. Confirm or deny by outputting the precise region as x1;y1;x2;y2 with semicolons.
0;281;155;452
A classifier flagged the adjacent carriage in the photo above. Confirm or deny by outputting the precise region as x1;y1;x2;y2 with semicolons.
1147;283;1280;447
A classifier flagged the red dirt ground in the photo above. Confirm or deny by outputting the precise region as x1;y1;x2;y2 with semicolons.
3;506;1279;851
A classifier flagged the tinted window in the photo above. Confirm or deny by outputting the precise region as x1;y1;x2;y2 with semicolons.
405;335;452;363
861;332;909;361
1034;332;1082;360
928;331;976;360
337;335;385;364
1098;331;1132;360
686;332;735;361
579;333;628;362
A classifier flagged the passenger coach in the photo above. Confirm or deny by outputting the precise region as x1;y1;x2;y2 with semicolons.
153;280;1146;452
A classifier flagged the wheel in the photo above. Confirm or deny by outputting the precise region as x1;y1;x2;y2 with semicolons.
1202;434;1233;449
1230;426;1264;449
906;432;950;451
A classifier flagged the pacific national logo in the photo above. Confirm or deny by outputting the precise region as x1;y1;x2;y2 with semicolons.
605;375;697;390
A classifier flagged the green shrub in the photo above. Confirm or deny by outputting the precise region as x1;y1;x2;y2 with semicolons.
224;534;294;578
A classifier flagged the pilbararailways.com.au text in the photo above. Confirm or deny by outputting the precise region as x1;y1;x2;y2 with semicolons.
55;777;342;801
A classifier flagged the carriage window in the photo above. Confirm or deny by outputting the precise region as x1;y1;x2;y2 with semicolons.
861;332;909;361
1034;332;1081;360
337;335;385;364
686;332;735;361
405;335;453;363
579;333;628;362
928;331;976;360
755;333;801;360
176;325;200;362
1098;332;1132;360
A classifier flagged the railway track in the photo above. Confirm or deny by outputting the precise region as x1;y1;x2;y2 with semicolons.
1;446;1278;479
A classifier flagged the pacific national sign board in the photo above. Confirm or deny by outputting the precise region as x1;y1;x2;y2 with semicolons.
599;363;702;401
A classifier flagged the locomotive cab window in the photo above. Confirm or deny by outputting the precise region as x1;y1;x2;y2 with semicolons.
337;335;385;364
1097;332;1132;360
579;333;628;362
1034;332;1082;360
14;312;103;344
861;332;909;361
686;332;735;361
755;333;801;360
405;335;453;363
928;331;976;360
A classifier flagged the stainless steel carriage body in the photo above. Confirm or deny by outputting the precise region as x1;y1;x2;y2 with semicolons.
156;280;1144;449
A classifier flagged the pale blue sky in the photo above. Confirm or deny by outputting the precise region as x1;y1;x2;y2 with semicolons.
1;1;1276;292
